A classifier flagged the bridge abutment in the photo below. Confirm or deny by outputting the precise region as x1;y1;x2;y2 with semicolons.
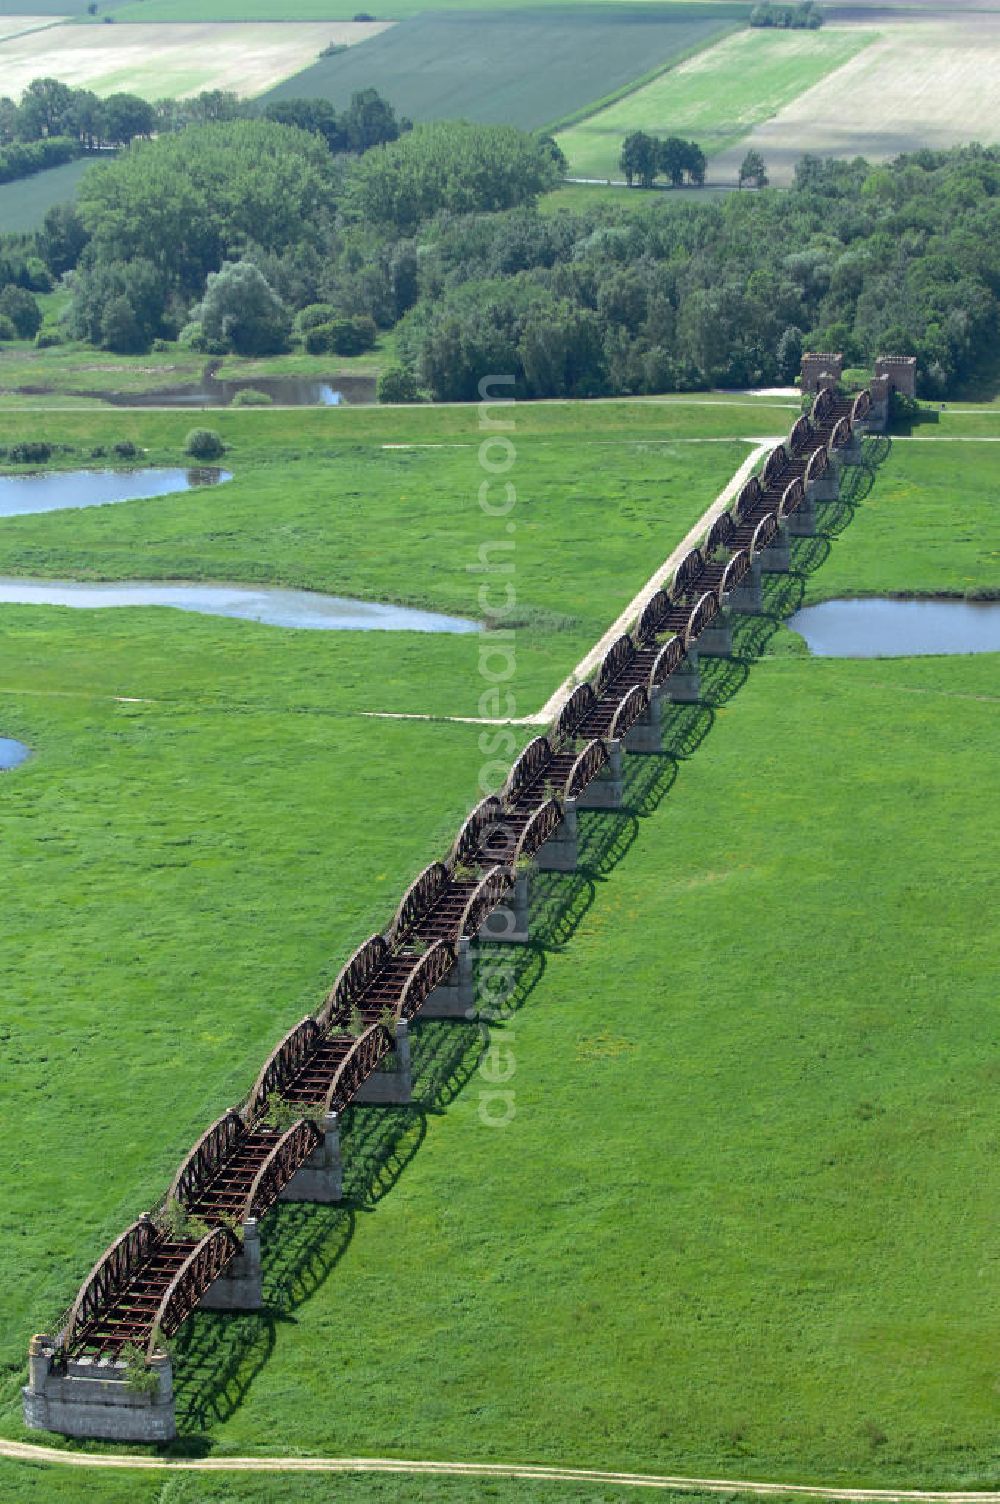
23;1337;177;1443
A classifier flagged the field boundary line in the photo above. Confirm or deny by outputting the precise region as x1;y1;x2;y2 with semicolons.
0;1438;996;1499
526;436;776;726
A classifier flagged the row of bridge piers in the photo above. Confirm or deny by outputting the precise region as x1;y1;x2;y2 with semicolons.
24;362;901;1443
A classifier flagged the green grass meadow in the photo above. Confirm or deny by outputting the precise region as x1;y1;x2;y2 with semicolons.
0;403;751;713
556;24;873;179
260;7;741;129
0;338;392;402
0;410;996;1491
0;399;741;1399
150;652;995;1487
802;433;1000;601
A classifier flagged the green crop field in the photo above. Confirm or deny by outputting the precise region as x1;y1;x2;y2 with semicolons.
0;408;996;1493
260;7;743;130
0;157;93;234
112;0;750;21
556;25;873;180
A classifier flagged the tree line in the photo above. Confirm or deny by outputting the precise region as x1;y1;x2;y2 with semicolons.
3;114;996;403
0;75;406;186
620;132;706;189
3;118;560;357
750;2;823;27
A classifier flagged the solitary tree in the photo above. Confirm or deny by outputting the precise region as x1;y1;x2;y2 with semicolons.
739;149;769;189
196;261;291;356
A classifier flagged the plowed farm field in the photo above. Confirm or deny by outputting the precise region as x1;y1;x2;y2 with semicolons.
713;15;1000;184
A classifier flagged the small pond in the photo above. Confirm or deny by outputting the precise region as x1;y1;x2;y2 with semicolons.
0;466;230;519
0;578;480;633
789;597;1000;657
0;736;29;770
103;374;377;408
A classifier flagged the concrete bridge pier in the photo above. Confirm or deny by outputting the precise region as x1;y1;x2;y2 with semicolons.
866;381;890;433
786;492;816;537
421;937;475;1018
354;1020;413;1104
536;797;578;871
281;1112;343;1203
23;1338;176;1443
760;525;791;573
576;738;624;809
198;1217;263;1311
662;649;700;702
479;871;530;944
834;432;863;467
696;611;733;657
807;466;840;503
727;556;763;614
625;692;663;754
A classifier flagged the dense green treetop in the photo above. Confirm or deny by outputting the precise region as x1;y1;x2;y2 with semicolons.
343;122;562;232
76;119;338;292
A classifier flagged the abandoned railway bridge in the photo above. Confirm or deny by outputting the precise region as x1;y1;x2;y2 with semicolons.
23;356;915;1443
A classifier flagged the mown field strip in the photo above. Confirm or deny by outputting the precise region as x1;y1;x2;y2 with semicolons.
556;25;873;181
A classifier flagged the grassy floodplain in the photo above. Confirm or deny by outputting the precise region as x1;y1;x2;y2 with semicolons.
0;337;392;402
260;6;741;129
0;402;752;709
0;399;746;1423
0;407;996;1491
556;25;873;180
